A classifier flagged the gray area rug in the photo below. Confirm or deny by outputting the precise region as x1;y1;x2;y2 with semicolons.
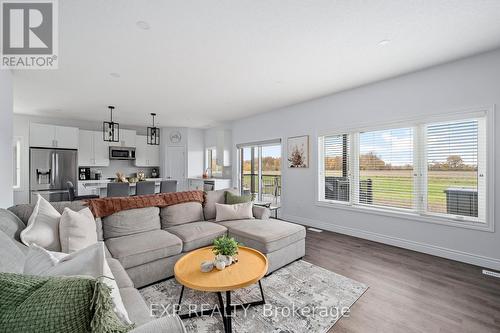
140;260;368;333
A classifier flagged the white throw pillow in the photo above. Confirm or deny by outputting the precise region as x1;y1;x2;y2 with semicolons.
23;244;67;275
215;202;254;222
59;207;98;253
20;194;62;251
23;242;132;325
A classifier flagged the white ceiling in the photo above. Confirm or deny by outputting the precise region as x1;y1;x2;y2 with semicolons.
13;0;500;128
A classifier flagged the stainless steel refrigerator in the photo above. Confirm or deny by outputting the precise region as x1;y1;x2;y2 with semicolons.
30;148;78;203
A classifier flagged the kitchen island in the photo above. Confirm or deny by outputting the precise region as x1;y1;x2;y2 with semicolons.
78;178;168;197
187;178;232;191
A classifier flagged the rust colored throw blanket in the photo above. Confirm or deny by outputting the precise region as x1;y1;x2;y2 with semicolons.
86;190;205;218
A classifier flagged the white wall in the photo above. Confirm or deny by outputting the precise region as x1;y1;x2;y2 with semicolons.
187;128;205;178
231;48;500;270
0;70;13;208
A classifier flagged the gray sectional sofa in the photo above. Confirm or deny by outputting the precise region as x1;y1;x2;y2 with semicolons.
1;189;306;332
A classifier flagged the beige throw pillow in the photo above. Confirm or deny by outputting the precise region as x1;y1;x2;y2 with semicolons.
59;207;98;253
20;194;62;251
215;202;254;222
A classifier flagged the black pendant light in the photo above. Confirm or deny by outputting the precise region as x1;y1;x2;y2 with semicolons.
147;113;160;145
103;105;119;142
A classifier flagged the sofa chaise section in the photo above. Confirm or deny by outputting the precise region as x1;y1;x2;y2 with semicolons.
204;189;306;273
219;219;306;273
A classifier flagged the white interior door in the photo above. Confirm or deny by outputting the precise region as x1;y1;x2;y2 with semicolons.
167;146;186;190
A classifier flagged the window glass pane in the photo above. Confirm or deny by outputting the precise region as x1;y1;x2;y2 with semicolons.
323;134;349;202
207;149;222;176
13;139;20;189
210;149;218;172
426;120;478;217
13;142;17;187
261;145;281;204
241;147;259;198
359;128;414;209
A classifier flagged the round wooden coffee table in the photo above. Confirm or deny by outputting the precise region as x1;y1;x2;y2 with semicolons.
174;246;268;333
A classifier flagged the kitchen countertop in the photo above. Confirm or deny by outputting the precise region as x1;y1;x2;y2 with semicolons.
187;178;232;181
79;178;166;188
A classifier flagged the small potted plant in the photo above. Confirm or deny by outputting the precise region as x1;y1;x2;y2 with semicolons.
212;236;239;270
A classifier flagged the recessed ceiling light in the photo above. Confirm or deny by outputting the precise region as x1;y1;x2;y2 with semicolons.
378;39;391;46
109;72;120;78
136;21;150;30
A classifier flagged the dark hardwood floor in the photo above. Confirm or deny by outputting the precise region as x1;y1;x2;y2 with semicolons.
302;229;500;333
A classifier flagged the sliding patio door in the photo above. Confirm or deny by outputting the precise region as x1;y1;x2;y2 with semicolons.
237;140;281;204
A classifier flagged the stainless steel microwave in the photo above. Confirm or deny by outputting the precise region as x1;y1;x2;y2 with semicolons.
109;146;136;160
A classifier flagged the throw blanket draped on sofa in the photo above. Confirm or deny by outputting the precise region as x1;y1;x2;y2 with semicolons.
0;273;132;333
86;190;205;218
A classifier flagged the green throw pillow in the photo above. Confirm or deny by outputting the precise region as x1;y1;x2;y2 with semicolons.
0;273;133;333
225;191;253;204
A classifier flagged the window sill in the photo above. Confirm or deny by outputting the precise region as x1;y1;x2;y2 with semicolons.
315;200;494;233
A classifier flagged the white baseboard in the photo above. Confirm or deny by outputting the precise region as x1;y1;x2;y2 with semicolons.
282;214;500;271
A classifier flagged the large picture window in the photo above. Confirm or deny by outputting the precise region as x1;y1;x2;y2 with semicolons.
318;111;490;227
359;128;414;210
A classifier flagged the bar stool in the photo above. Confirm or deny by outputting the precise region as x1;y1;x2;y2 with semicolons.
160;180;177;193
106;182;130;197
135;181;156;196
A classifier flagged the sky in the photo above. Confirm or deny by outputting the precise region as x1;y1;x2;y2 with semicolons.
359;128;413;166
242;144;281;161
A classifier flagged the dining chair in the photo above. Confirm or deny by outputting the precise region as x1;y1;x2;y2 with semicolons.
160;180;177;193
106;182;130;197
135;181;156;196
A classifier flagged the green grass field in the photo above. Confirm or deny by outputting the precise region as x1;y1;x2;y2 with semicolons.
357;170;477;212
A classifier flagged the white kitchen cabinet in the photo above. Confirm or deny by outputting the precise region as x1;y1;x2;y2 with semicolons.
93;131;109;165
78;130;109;166
188;179;205;191
30;123;79;149
148;144;160;166
118;129;136;147
135;135;147;166
55;126;79;149
135;135;160;167
30;123;55;147
188;178;232;191
78;130;93;165
77;182;101;196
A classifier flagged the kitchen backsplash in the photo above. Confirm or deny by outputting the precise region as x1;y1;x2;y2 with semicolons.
89;160;158;179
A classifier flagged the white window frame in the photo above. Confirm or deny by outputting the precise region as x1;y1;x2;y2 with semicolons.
236;140;282;202
316;107;494;232
13;136;22;190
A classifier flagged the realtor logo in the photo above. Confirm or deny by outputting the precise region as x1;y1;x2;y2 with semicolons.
1;0;58;69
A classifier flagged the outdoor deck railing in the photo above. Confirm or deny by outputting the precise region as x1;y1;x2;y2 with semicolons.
242;174;281;201
325;176;373;203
